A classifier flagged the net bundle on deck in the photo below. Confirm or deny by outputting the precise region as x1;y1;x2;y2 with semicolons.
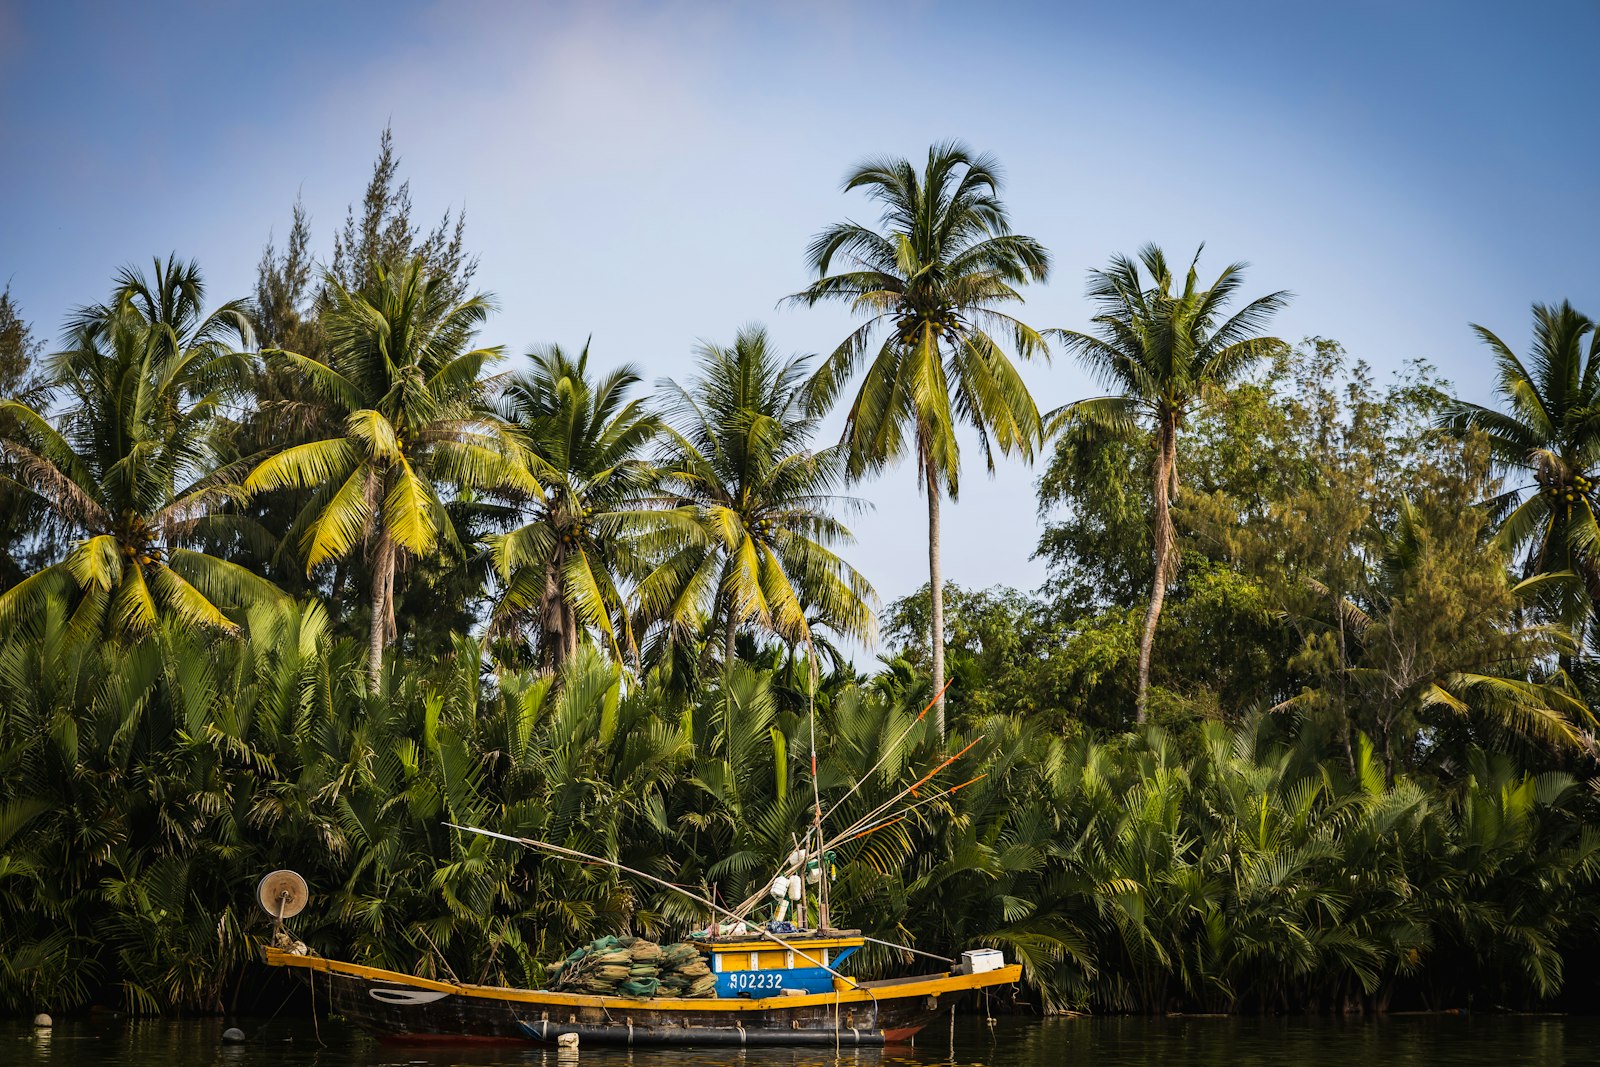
544;936;716;998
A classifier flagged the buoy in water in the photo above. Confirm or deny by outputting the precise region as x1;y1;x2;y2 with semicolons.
33;1013;52;1028
556;1031;579;1048
222;1027;246;1044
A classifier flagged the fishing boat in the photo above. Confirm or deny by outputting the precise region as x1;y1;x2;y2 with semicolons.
260;928;1018;1047
257;680;1018;1046
257;815;1020;1047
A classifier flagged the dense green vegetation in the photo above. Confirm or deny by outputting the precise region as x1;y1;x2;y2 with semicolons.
2;132;1598;1018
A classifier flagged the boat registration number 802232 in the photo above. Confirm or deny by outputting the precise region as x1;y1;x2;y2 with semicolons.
724;971;786;992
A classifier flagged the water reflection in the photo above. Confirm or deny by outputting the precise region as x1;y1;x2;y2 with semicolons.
6;1015;1600;1067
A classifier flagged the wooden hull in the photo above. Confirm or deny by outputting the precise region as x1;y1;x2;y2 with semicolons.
263;947;1020;1047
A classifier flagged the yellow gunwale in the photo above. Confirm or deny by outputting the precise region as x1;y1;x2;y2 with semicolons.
261;947;1020;1013
708;935;863;970
703;936;864;954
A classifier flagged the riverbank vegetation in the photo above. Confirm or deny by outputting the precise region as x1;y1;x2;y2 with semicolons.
2;131;1598;1018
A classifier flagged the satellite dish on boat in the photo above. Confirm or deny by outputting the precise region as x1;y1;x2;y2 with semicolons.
257;869;309;920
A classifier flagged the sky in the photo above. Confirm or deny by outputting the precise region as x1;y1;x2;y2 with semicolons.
2;0;1598;650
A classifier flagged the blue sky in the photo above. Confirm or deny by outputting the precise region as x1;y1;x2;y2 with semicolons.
3;0;1597;642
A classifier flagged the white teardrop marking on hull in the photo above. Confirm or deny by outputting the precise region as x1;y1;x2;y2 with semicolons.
368;988;451;1005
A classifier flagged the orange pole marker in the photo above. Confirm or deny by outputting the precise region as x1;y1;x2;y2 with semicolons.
909;735;982;798
915;678;955;721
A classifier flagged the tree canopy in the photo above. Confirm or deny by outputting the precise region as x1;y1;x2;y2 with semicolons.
2;134;1598;1021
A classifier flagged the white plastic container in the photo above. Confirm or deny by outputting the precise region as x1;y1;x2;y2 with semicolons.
962;948;1005;974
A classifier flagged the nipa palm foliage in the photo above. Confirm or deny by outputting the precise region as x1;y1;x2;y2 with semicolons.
1052;245;1287;722
3;598;1597;1017
488;343;662;668
793;141;1051;734
879;720;1600;1014
0;257;280;637
242;257;531;689
0;597;351;1014
638;325;876;667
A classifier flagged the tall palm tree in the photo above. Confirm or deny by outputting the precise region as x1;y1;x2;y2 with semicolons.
242;257;529;690
488;342;663;669
791;141;1050;733
1053;245;1287;722
0;258;277;637
1440;303;1600;612
638;325;875;667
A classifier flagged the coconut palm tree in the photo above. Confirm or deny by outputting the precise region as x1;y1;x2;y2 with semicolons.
488;342;663;668
242;257;529;690
0;259;278;637
638;325;875;667
1440;302;1600;616
791;141;1051;734
1052;245;1287;722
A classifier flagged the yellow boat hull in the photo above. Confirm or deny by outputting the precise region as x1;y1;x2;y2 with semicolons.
262;946;1021;1046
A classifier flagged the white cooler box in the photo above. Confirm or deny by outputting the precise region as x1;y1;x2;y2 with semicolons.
961;948;1005;974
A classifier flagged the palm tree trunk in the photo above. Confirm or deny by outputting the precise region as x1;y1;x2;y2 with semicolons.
368;529;394;693
1337;597;1356;775
925;449;946;738
331;557;349;621
542;554;565;671
1135;420;1178;723
723;599;738;668
562;600;579;664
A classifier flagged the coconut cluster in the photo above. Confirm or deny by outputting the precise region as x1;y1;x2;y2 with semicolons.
1543;473;1593;503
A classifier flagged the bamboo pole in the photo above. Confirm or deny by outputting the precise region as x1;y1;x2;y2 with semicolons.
825;774;988;852
805;643;828;930
818;678;953;828
823;737;985;848
725;738;986;922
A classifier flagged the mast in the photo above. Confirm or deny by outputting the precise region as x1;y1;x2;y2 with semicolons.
805;638;828;930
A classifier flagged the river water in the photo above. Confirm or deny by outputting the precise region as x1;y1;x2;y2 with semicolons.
8;1015;1600;1067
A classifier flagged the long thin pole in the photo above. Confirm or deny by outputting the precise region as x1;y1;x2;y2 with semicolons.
444;824;854;983
724;739;985;923
823;737;985;851
805;641;827;931
726;770;987;922
860;935;953;964
818;678;952;829
826;774;988;852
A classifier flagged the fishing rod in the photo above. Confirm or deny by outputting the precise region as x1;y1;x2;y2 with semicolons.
444;824;857;985
817;678;953;829
824;736;986;849
827;774;989;850
803;637;828;931
729;767;985;927
725;733;986;923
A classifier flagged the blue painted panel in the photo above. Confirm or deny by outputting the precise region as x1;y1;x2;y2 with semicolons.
714;966;835;996
706;942;862;998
